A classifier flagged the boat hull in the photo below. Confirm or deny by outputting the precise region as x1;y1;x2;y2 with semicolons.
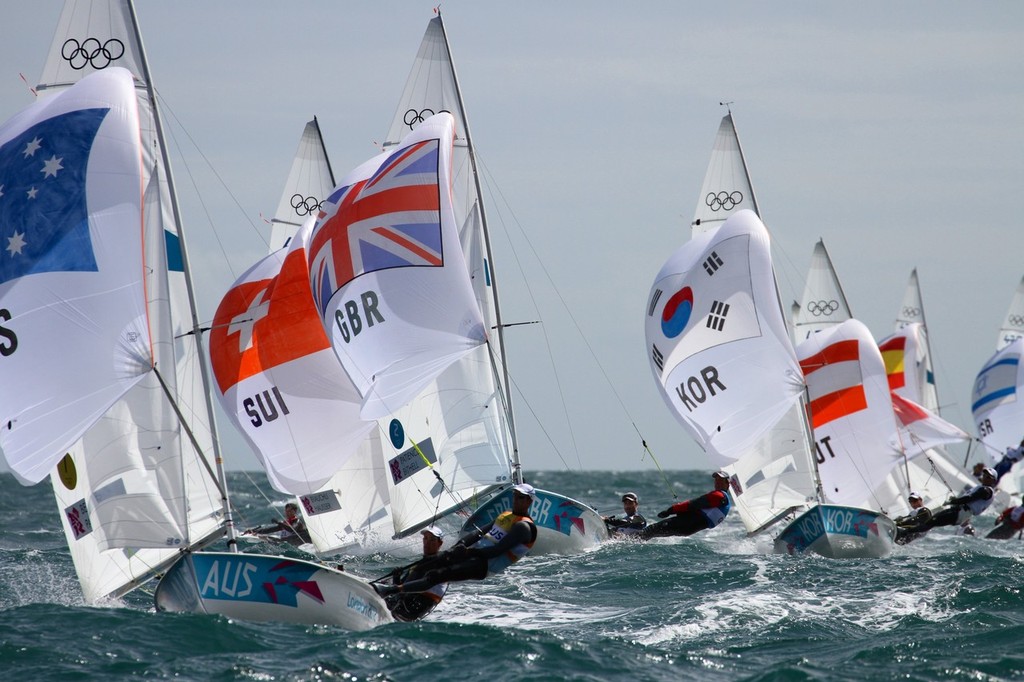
154;552;393;629
460;487;608;554
774;504;896;558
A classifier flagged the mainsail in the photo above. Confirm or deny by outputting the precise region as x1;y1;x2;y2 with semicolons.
997;276;1024;351
11;0;227;602
268;118;335;253
791;240;853;343
690;111;760;237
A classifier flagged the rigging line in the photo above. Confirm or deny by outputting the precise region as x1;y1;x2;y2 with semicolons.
476;155;647;466
154;89;271;268
473;167;582;471
638;434;678;500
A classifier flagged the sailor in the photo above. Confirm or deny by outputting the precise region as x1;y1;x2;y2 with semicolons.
243;502;310;545
374;483;538;597
901;467;998;536
603;492;647;537
993;438;1024;483
640;471;732;539
383;525;449;621
894;492;932;544
987;503;1024;540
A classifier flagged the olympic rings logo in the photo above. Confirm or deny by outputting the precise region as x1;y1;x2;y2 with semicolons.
1009;315;1024;327
403;107;452;130
806;300;839;316
902;306;921;318
291;194;323;217
61;38;125;70
705;190;743;212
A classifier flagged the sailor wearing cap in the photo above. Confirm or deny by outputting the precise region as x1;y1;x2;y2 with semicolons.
894;492;932;545
374;483;538;599
640;471;732;540
897;468;998;538
381;525;450;622
603;492;647;537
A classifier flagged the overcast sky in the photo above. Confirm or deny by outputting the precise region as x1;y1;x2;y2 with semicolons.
2;2;1023;475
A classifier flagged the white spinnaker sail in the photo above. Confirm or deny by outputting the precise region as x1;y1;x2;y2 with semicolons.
792;240;853;343
973;339;1024;466
0;70;149;482
691;112;760;237
997;276;1024;351
309;113;484;419
645;211;806;464
269;118;335;253
36;1;224;602
797;320;905;508
209;217;374;496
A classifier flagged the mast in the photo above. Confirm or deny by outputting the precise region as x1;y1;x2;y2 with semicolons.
436;12;522;482
125;0;236;548
312;115;336;186
727;107;761;219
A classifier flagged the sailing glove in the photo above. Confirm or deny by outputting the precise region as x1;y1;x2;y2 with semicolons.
657;509;672;518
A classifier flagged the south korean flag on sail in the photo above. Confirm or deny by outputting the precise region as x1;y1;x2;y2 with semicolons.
644;210;804;465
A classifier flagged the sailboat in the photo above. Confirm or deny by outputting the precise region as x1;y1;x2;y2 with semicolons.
972;277;1024;496
379;13;607;553
0;0;230;605
690;109;761;237
645;210;821;540
872;270;975;514
157;114;481;627
268;118;335;253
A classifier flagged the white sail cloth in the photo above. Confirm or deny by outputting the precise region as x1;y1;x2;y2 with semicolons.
691;113;760;236
973;338;1024;456
797;319;905;507
0;68;151;484
792;240;852;343
308;113;485;420
209;217;374;495
645;210;805;466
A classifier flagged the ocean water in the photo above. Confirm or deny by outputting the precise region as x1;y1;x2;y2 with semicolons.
2;469;1024;681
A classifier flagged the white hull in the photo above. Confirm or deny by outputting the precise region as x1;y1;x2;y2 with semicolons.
774;504;896;558
460;487;608;554
154;552;393;630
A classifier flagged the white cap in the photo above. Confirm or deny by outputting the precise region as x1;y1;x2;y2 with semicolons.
421;525;444;540
512;483;536;498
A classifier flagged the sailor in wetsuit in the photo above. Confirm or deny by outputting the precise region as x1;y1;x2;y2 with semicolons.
384;525;449;622
641;471;731;540
374;483;538;597
894;491;932;544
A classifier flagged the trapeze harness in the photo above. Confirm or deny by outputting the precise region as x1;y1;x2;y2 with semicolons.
475;510;536;575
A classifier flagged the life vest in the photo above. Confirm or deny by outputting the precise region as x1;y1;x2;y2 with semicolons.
963;484;994;516
701;491;731;528
477;511;535;575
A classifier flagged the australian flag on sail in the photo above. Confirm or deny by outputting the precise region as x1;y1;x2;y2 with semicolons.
0;108;108;286
308;139;442;315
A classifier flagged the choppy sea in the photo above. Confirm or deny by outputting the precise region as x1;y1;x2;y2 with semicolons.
2;469;1024;681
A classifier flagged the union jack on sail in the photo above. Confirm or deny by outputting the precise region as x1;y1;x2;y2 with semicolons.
308;138;443;315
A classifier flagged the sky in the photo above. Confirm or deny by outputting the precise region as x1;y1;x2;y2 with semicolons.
1;2;1023;475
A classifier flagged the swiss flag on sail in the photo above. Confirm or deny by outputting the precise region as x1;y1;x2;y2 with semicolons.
800;339;868;429
210;247;330;393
